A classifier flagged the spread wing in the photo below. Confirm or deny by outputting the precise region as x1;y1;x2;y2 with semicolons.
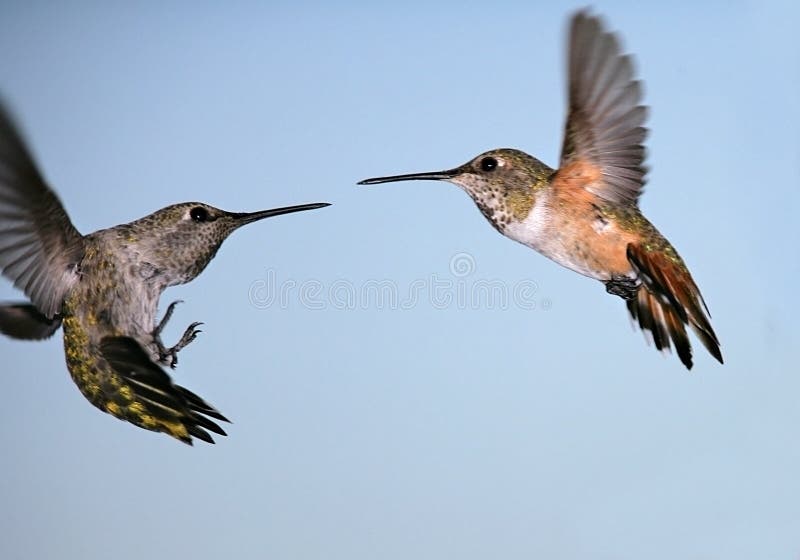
559;11;648;205
0;100;85;318
100;336;229;444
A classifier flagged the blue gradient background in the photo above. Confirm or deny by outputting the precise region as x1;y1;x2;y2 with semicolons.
1;1;798;559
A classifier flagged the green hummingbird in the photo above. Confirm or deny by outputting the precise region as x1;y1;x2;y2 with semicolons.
0;99;330;443
359;11;722;369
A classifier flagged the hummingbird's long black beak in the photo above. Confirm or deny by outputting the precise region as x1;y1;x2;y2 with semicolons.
357;169;458;185
231;202;330;225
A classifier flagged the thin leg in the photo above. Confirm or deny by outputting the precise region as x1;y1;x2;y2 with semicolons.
154;300;183;340
152;300;203;368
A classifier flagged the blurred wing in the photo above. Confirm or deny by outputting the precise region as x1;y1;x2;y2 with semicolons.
100;336;229;445
559;11;648;205
0;100;85;318
0;302;62;339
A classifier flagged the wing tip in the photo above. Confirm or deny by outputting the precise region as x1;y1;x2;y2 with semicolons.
562;9;648;205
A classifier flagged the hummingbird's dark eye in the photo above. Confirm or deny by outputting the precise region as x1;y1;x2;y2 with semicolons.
190;207;209;222
480;157;498;172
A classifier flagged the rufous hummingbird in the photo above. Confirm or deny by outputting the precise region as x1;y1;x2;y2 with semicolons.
359;11;722;370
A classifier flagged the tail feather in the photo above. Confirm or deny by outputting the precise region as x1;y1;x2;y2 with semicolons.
178;386;230;424
627;289;693;368
99;336;230;444
626;243;722;369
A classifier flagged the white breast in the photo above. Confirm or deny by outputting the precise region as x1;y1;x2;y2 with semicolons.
502;194;605;280
503;195;550;250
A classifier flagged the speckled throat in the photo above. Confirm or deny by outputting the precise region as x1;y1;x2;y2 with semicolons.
468;188;517;234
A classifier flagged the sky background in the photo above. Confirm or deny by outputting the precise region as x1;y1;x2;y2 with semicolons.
0;1;798;558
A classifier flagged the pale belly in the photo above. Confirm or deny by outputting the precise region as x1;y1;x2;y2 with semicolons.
502;198;620;281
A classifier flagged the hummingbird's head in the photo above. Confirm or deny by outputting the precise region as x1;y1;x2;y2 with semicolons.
358;148;554;230
127;201;330;285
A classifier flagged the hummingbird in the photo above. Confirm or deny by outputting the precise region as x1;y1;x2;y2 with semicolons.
0;99;330;444
358;11;722;370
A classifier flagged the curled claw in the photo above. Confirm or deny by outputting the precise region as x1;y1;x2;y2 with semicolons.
152;300;203;368
160;322;204;369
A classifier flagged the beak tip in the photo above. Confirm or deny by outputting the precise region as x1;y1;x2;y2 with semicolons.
234;202;332;222
354;171;455;185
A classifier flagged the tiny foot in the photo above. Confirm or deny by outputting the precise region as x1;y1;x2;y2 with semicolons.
158;322;203;369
